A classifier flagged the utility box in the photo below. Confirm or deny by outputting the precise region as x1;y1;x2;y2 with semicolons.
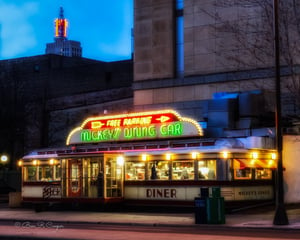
194;197;207;224
9;192;22;208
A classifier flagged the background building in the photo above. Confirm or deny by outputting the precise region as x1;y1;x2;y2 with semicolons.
133;0;300;131
45;7;82;57
0;55;133;171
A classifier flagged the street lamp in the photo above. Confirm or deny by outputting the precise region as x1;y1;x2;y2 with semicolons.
0;154;9;183
272;0;289;225
0;155;8;164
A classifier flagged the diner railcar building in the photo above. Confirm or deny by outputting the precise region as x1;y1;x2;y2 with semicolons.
20;110;277;209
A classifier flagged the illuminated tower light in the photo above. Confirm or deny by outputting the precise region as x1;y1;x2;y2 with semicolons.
55;7;68;38
46;6;82;57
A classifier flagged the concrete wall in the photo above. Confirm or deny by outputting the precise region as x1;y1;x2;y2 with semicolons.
283;135;300;203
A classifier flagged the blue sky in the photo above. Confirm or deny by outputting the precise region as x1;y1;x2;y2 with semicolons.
0;0;133;61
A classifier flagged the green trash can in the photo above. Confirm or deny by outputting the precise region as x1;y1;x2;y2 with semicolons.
211;187;221;198
206;197;225;224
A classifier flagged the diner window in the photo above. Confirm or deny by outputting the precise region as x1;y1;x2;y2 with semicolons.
233;159;252;180
39;165;61;181
148;161;169;180
255;168;272;179
24;166;38;181
234;168;252;179
90;162;99;181
54;165;61;180
125;161;145;180
24;165;61;182
198;160;216;180
172;160;194;180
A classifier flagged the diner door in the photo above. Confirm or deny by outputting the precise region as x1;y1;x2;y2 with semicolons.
105;155;124;198
68;159;82;197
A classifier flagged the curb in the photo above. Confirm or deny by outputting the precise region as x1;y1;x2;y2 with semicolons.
0;218;299;231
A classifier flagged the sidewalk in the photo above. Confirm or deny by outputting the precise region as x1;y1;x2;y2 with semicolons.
0;204;300;230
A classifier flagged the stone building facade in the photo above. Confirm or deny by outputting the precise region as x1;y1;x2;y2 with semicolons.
133;0;299;125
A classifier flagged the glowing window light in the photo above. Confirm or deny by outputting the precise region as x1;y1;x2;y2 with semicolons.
166;153;172;160
198;160;205;166
268;160;275;167
199;167;209;175
117;156;124;166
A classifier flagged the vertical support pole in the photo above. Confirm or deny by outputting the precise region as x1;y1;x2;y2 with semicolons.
273;0;289;225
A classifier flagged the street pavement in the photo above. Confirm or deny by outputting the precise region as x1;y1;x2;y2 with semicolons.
0;203;300;230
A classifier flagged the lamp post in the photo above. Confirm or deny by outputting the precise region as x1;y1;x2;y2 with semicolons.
0;155;8;164
272;0;289;225
0;154;9;183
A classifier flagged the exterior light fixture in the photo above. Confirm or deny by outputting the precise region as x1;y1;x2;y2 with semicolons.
49;159;56;165
166;153;172;160
32;160;39;166
221;151;229;159
252;152;258;159
0;155;8;163
141;154;148;161
191;152;198;159
117;156;124;166
271;153;277;160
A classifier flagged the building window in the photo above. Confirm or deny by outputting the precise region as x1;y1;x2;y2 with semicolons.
232;159;273;180
23;165;61;182
198;160;216;180
125;161;145;180
255;168;272;179
148;161;170;180
172;160;194;180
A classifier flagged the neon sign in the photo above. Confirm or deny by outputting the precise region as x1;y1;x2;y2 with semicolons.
85;112;176;129
66;110;203;145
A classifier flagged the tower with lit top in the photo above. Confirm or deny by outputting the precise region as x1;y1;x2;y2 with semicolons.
55;7;68;39
46;7;82;57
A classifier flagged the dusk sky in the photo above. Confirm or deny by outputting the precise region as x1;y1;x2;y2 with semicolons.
0;0;133;62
